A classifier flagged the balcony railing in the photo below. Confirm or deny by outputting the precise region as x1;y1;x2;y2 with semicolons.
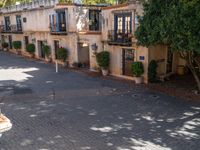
50;23;67;35
0;0;59;14
107;30;133;46
0;25;23;34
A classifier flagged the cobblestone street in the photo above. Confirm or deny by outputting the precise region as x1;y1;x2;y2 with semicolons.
0;52;200;150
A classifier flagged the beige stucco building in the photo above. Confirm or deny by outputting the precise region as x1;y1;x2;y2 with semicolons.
0;0;185;83
0;0;104;68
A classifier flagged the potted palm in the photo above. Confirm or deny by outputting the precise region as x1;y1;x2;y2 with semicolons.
43;45;51;62
57;47;68;67
2;42;9;51
13;41;22;55
26;43;35;58
96;51;110;76
132;62;144;84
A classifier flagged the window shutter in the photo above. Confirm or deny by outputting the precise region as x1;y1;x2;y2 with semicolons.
49;15;52;31
56;13;59;32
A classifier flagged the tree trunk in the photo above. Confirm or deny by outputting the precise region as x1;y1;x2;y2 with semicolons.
188;65;200;93
179;51;200;93
187;52;200;93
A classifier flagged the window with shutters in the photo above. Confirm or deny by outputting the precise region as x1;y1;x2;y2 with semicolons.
107;13;133;46
16;15;22;31
49;10;67;35
4;16;11;31
89;10;101;31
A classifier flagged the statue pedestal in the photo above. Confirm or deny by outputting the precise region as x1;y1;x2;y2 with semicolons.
0;114;12;137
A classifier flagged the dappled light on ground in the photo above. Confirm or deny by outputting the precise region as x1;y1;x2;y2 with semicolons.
129;138;172;150
0;67;39;82
0;52;200;150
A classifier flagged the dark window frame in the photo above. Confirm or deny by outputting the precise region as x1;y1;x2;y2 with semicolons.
89;9;100;31
16;15;22;31
114;13;132;43
4;16;11;31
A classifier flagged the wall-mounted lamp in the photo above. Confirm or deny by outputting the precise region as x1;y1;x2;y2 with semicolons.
44;40;48;45
32;38;36;43
91;43;98;55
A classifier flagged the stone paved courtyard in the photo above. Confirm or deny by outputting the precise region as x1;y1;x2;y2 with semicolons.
0;51;200;150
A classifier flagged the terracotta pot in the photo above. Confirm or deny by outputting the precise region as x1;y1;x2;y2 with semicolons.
102;69;109;76
135;77;143;84
177;66;185;75
16;50;21;55
30;53;35;58
62;62;67;67
45;57;51;62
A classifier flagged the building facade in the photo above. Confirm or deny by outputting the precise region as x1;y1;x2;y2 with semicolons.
0;0;105;68
0;0;185;83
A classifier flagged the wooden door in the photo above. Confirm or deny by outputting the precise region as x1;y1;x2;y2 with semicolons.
54;40;59;59
8;35;12;49
24;36;29;48
167;49;173;73
122;49;135;76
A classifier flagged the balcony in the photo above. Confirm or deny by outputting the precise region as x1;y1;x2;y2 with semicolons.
50;23;67;35
107;30;133;46
0;0;59;14
0;25;23;34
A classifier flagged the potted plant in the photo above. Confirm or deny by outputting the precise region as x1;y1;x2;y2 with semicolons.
57;47;68;67
43;45;51;62
148;60;158;83
26;43;35;58
13;41;22;55
96;51;110;76
2;42;9;51
132;62;144;84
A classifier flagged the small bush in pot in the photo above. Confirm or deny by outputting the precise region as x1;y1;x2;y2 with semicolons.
132;62;144;84
2;42;9;51
148;60;158;83
96;51;110;76
72;62;79;68
43;45;51;62
57;47;68;66
26;43;35;58
13;41;22;55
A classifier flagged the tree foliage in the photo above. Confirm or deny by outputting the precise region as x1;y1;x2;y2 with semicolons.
0;0;30;7
0;0;132;7
0;0;117;7
135;0;200;92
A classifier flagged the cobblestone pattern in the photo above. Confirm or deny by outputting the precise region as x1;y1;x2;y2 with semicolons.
0;52;200;150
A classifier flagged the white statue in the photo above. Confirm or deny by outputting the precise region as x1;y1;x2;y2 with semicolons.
0;112;12;137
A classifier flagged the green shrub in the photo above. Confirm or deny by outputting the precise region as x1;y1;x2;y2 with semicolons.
57;47;68;62
43;45;51;57
96;51;110;69
132;62;144;77
2;42;9;48
148;60;158;82
26;43;35;54
13;41;22;50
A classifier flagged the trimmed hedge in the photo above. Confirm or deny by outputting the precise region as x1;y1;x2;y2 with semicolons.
26;43;35;54
13;41;22;50
2;42;9;48
148;60;158;82
132;62;144;77
96;51;110;69
57;47;68;62
43;45;51;57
